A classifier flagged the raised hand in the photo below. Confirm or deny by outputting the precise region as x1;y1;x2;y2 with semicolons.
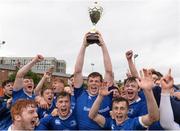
83;32;91;47
64;86;73;95
136;69;154;91
32;54;44;63
126;50;133;60
160;69;174;91
98;82;113;96
95;31;105;46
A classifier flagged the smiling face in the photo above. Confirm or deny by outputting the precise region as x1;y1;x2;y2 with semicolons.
112;100;129;125
56;94;71;118
23;78;34;95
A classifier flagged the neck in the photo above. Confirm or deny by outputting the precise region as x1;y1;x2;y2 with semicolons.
11;123;22;130
58;109;72;120
129;95;140;104
23;89;32;96
4;93;11;98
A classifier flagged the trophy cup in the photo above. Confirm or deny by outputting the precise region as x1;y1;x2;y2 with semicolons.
87;2;103;44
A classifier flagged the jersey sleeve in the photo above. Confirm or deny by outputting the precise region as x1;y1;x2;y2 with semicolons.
35;115;52;130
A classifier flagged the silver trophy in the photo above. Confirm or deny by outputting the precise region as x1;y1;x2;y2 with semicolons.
87;2;103;44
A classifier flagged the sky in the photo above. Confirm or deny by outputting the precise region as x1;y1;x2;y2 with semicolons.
0;0;180;84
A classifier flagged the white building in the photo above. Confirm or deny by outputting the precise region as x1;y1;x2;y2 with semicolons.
0;57;66;73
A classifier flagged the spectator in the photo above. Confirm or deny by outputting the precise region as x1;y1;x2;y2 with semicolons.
0;80;14;130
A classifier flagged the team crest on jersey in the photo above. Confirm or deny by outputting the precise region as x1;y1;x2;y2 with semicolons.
55;119;61;125
128;108;133;115
111;124;115;130
70;120;77;126
88;96;92;100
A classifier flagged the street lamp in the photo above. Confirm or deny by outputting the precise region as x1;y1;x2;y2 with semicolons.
134;54;138;65
91;63;95;72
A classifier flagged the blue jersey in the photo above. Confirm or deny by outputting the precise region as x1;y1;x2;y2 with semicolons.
12;88;35;105
37;102;55;119
74;86;112;130
104;117;146;130
0;99;12;130
71;95;76;110
138;89;146;100
128;97;148;118
35;110;77;130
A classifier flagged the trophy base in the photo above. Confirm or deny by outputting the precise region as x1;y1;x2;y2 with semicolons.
86;33;100;44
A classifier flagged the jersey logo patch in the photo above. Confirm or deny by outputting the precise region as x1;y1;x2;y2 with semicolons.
70;120;77;126
55;119;61;125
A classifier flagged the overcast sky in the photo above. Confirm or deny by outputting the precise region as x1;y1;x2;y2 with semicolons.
0;0;180;84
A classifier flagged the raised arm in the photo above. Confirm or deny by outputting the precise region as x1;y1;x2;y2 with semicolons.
125;50;139;78
13;55;44;91
34;71;52;96
97;31;113;82
160;69;180;130
136;69;159;126
74;33;90;88
89;82;112;127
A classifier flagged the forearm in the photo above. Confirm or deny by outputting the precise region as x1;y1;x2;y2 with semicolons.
127;59;139;78
101;43;113;81
16;60;36;78
34;76;46;96
160;92;180;129
144;90;159;122
74;45;86;88
89;95;103;119
74;45;86;74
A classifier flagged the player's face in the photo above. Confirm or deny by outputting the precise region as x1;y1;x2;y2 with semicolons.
112;101;128;125
43;89;54;105
112;88;120;98
23;79;34;94
4;82;13;96
19;105;38;131
56;96;71;118
87;76;101;96
124;81;139;102
52;81;64;94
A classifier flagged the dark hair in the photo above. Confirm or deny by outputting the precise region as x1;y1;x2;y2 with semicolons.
88;72;103;82
123;76;137;86
56;91;71;101
112;97;129;109
2;80;14;88
70;74;74;79
151;70;163;78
